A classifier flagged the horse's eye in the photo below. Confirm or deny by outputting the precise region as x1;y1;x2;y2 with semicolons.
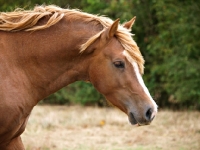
113;61;125;68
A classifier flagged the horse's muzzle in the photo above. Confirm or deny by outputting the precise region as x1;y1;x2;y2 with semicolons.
128;108;157;126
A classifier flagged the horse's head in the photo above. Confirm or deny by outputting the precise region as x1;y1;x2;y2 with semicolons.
82;18;157;126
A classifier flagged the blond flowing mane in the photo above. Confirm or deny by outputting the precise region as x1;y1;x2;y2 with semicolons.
0;5;144;73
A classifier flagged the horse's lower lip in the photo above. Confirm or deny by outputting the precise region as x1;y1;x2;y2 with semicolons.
128;112;138;125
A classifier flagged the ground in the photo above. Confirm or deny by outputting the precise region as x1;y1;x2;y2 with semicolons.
21;105;200;150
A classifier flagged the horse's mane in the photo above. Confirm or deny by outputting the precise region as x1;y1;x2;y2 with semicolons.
0;5;144;74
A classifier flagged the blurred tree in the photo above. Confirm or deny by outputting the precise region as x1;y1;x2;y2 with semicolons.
43;81;104;106
147;0;200;109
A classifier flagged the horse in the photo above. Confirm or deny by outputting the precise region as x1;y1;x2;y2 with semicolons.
0;5;157;149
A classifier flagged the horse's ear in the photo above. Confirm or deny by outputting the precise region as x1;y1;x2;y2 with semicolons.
103;18;120;40
80;20;119;54
123;17;136;30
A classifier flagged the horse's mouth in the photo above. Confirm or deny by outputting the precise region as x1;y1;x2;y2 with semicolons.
128;112;138;125
128;112;151;126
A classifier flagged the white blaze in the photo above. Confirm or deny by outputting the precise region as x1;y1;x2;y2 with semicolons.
123;50;157;112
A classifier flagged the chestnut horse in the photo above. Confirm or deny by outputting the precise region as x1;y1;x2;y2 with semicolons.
0;5;157;149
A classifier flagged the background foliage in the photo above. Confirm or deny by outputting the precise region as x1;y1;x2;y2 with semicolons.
1;0;199;109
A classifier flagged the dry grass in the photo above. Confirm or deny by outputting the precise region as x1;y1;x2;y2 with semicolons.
21;105;200;150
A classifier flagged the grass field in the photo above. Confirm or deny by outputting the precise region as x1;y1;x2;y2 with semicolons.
21;105;200;150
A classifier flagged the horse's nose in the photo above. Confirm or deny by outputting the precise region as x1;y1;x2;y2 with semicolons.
128;105;157;125
128;107;157;125
145;108;156;122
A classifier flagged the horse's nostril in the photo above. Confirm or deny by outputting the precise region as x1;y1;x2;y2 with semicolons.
145;108;153;121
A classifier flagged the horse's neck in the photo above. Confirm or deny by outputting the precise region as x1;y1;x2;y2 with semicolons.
4;18;100;104
34;20;100;101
